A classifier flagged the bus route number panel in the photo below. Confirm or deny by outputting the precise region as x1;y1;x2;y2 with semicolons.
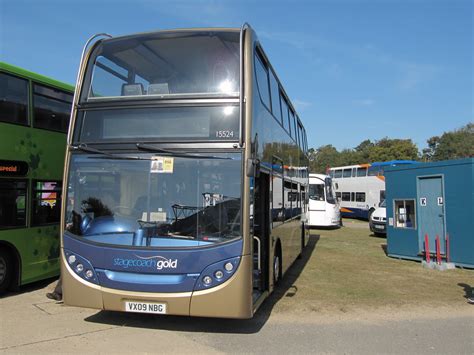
124;300;167;314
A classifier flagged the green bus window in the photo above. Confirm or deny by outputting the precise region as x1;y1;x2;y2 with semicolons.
32;181;62;226
0;180;27;228
33;84;73;133
0;73;29;126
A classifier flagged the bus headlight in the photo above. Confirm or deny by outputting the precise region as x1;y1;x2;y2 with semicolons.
193;256;241;291
64;249;99;285
224;262;234;272
203;276;212;285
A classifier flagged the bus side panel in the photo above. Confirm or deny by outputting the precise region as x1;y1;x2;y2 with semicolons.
0;123;66;286
190;254;253;319
273;220;301;275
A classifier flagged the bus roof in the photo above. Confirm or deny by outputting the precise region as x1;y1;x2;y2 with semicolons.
0;61;75;92
329;160;417;170
369;160;417;167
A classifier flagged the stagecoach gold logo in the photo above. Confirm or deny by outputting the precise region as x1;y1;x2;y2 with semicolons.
113;255;178;270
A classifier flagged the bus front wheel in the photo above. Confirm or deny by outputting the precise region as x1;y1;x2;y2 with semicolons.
0;249;13;293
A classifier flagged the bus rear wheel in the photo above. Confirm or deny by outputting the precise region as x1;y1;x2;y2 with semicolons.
273;247;282;286
0;249;13;293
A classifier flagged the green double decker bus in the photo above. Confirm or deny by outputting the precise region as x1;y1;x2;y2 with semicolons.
0;62;74;293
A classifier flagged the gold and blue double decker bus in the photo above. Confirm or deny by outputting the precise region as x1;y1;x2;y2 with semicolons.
62;25;309;318
0;62;74;293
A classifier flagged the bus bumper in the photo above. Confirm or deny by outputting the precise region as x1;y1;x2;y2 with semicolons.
62;253;253;319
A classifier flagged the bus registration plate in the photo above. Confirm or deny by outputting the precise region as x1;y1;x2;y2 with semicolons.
125;301;167;314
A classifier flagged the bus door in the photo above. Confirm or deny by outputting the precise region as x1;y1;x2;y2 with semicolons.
253;172;270;295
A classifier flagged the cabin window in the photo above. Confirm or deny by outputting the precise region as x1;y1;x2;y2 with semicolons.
341;192;350;201
343;169;352;178
393;199;416;229
334;170;343;178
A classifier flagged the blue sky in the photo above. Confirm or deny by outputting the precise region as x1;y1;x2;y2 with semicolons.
1;0;472;151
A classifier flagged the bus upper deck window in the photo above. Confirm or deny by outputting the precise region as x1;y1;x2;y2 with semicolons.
343;169;351;178
85;32;240;101
356;167;367;177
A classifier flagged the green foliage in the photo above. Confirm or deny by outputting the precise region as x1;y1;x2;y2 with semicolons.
309;124;473;172
423;123;474;161
309;138;419;173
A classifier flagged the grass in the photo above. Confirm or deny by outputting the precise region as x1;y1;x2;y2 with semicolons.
272;219;474;314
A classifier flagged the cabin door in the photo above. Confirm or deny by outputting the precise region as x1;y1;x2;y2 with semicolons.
417;176;445;254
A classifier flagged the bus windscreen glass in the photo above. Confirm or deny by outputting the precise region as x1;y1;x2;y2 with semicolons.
84;31;240;100
65;152;241;248
324;177;336;204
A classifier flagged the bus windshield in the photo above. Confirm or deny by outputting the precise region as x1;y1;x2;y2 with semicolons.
83;31;240;100
309;183;324;201
65;152;241;248
324;177;336;204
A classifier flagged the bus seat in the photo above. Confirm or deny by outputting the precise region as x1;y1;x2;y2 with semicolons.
121;83;144;96
147;83;169;95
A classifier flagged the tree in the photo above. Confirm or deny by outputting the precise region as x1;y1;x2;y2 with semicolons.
309;144;340;173
426;123;474;161
368;138;419;162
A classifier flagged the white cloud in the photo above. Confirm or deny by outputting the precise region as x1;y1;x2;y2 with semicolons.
293;99;312;110
352;99;375;106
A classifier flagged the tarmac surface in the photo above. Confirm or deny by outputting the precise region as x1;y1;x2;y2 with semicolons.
1;279;473;354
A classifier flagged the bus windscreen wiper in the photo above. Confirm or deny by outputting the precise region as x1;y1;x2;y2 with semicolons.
135;143;231;160
70;143;149;160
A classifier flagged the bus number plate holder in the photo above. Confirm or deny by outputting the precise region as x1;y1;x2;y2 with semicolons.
125;301;167;314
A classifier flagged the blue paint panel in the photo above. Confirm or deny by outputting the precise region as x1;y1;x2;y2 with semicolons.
95;269;197;292
63;232;244;292
340;207;368;219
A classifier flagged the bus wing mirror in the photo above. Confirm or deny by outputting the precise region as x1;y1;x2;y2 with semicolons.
246;158;260;177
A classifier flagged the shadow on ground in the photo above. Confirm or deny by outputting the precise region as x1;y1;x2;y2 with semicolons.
0;276;58;300
84;235;320;334
458;283;473;300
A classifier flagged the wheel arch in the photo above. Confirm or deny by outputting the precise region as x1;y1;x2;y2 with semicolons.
0;241;22;289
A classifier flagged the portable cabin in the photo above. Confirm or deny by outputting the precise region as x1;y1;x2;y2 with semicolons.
385;158;473;268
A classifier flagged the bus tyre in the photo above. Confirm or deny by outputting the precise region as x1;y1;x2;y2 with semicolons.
273;247;282;286
0;250;13;293
368;208;375;221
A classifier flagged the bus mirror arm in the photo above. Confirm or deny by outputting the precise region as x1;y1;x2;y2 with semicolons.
246;158;260;178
